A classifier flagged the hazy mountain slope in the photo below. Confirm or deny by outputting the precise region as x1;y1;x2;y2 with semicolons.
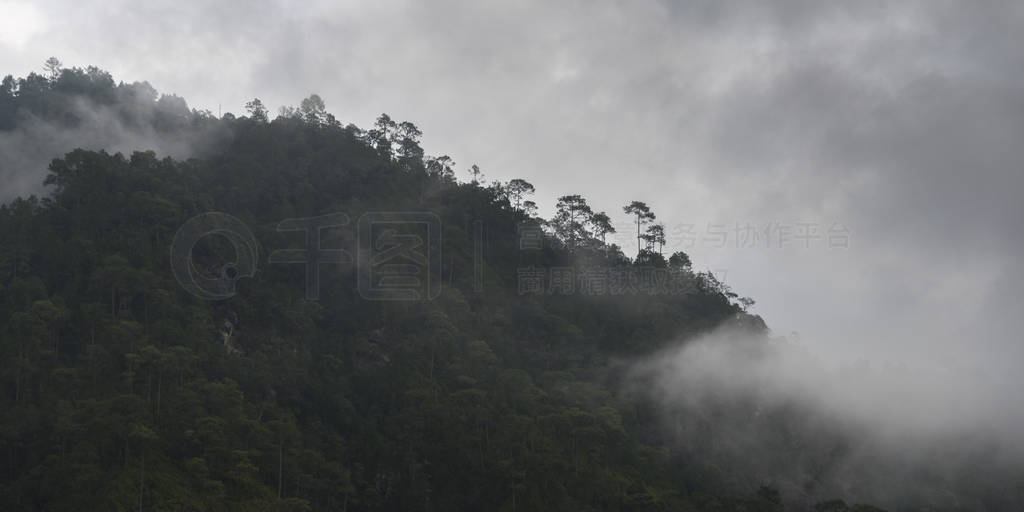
0;66;909;512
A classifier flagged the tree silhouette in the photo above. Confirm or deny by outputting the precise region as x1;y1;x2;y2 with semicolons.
643;223;666;254
367;113;397;158
589;211;615;249
505;179;536;213
522;200;538;217
553;194;593;250
623;201;656;256
299;94;336;126
468;164;484;184
244;98;269;123
44;57;62;82
426;155;456;182
392;121;424;167
669;251;692;269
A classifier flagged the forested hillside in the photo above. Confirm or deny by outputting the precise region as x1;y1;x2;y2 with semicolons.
0;64;892;511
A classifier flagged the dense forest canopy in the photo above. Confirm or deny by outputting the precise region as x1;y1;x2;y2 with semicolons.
0;62;1009;511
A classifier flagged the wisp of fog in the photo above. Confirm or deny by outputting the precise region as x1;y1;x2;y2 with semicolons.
628;322;1024;508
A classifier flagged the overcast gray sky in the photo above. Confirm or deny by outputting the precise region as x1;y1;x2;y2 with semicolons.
2;0;1022;375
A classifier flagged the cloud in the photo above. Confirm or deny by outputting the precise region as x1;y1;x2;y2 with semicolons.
0;88;229;201
628;322;1024;508
0;2;48;49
